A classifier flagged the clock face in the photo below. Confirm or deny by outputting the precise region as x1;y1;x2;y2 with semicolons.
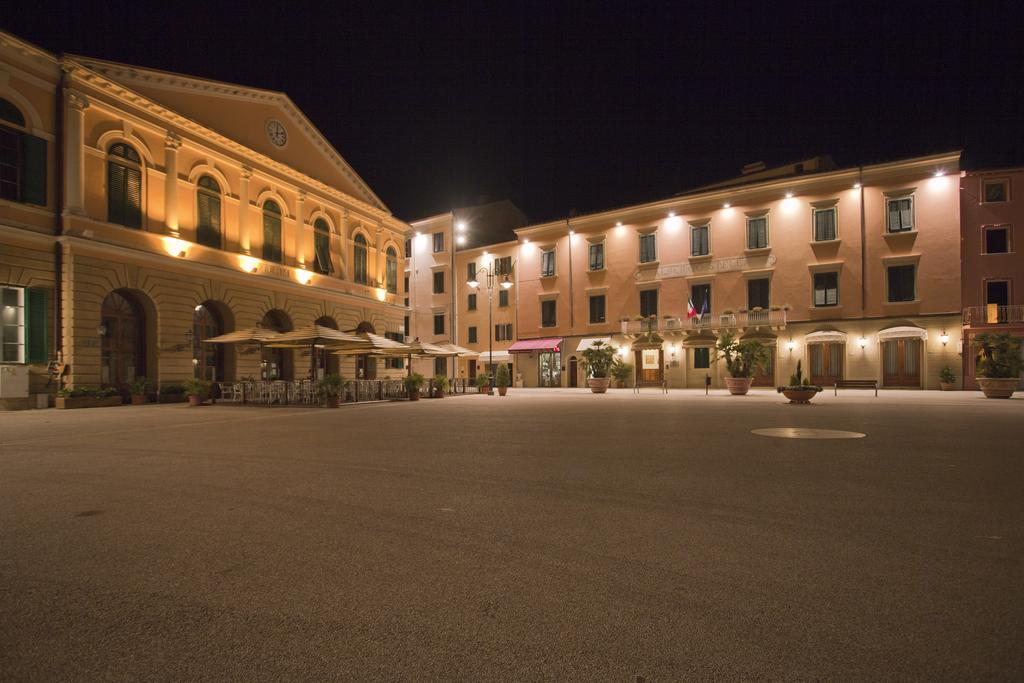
266;120;287;147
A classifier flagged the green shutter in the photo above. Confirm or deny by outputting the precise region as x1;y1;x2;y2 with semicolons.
197;192;221;247
25;288;47;363
108;161;126;225
21;134;47;206
125;166;142;228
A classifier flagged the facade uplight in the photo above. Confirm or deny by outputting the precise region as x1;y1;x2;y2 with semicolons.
456;221;467;231
723;203;731;209
239;255;260;273
785;191;794;199
853;183;862;189
163;237;189;257
295;269;313;286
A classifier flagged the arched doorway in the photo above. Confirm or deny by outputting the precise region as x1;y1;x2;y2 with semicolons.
100;290;145;393
193;303;225;382
313;316;340;379
260;309;293;380
354;321;376;379
568;356;579;387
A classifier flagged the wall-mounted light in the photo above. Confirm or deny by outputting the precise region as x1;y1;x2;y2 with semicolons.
295;269;313;286
375;287;387;302
96;323;108;337
500;277;514;290
857;336;868;348
939;332;950;346
722;202;731;209
785;192;794;199
616;221;623;227
786;340;796;352
163;237;189;258
522;238;530;244
853;183;862;189
568;230;575;236
934;170;945;178
668;211;675;218
239;256;259;273
456;221;466;232
456;234;466;246
618;346;630;357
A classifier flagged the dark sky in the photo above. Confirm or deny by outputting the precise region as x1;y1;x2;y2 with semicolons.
6;1;1023;223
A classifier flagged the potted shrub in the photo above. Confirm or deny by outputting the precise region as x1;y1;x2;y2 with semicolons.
611;358;632;388
318;373;344;408
475;372;492;395
581;340;615;393
495;364;511;396
938;366;956;391
55;387;123;409
776;360;823;404
713;332;769;395
405;372;426;401
128;376;149;405
974;332;1023;398
158;383;186;403
431;374;449;398
183;378;211;406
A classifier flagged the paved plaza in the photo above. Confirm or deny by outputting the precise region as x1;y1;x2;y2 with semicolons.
1;389;1023;679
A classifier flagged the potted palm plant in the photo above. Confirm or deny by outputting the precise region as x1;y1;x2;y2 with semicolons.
581;340;616;393
776;360;822;404
318;373;344;408
183;378;211;406
610;358;632;388
938;366;956;391
129;376;149;405
974;332;1023;398
475;371;492;395
713;332;769;395
405;373;425;401
495;364;511;396
431;374;449;398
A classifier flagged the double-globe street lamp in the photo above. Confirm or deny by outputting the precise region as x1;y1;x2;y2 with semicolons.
467;263;515;388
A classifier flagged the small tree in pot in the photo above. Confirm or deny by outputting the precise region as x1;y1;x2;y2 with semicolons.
318;373;344;408
405;373;426;401
776;360;822;404
495;364;511;396
129;376;149;405
581;340;616;393
974;332;1023;398
183;378;211;406
938;366;956;391
713;332;769;395
431;374;450;398
610;358;632;388
475;371;492;395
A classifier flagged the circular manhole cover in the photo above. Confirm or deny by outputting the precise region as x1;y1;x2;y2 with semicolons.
752;427;866;439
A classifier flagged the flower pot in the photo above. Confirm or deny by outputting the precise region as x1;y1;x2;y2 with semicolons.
187;395;204;406
725;377;753;395
130;394;147;405
977;377;1018;399
408;389;420;401
588;377;611;394
55;395;122;410
325;395;340;408
782;388;818;404
498;386;508;396
939;382;955;391
433;390;445;399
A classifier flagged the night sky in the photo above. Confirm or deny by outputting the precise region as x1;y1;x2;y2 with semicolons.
6;1;1022;223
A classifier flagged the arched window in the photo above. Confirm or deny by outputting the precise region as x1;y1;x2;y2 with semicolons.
313;218;333;274
386;246;398;293
107;143;142;228
193;303;224;381
262;200;282;263
353;233;368;285
1;98;46;206
196;176;222;248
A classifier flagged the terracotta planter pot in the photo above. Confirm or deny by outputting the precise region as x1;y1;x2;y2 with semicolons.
725;377;753;395
408;389;420;401
977;377;1018;399
55;395;122;410
782;388;818;404
588;377;611;394
433;390;445;399
130;394;147;405
187;395;204;406
939;382;955;391
325;395;340;408
498;386;508;396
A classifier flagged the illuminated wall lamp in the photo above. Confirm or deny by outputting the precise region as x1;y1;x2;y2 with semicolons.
786;340;797;352
939;332;950;346
163;237;189;258
857;337;868;348
239;256;260;273
295;269;313;286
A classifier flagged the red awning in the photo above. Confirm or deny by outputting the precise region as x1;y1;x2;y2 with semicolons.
507;338;563;353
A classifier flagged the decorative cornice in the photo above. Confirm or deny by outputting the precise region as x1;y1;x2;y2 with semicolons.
164;131;182;150
66;90;89;111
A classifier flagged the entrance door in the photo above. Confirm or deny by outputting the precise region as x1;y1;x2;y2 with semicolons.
193;304;223;382
634;347;664;386
882;338;921;387
809;342;844;386
468;360;477;381
752;346;775;387
568;357;578;387
538;351;561;387
101;291;144;392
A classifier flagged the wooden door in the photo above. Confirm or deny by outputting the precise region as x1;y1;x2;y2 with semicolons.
568;357;578;387
634;348;664;386
101;291;144;391
882;339;921;387
809;343;844;386
751;346;776;387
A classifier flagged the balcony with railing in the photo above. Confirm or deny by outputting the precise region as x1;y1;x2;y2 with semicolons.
963;304;1024;327
621;309;787;336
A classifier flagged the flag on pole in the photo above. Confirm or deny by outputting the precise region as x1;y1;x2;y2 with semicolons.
699;296;709;318
686;296;698;319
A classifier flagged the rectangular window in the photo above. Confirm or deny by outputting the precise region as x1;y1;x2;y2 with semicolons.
467;262;476;281
639;289;658;317
691;283;711;314
986;280;1009;306
984;180;1008;203
433;232;445;252
1;285;25;362
589;242;604;270
498;289;509;307
495;256;512;276
467;293;477;311
886;196;914;233
468;326;478;344
691;224;710;256
495;323;513;341
984;226;1010;254
693;347;710;369
589;294;606;324
0;128;47;206
541;249;556;277
746;216;768;249
433;313;444;335
813;207;837;241
404;315;410;336
403;275;409;294
813;272;839;307
404;238;412;258
887;265;916;302
639;233;657;263
748;278;770;309
433;271;445;294
541;300;557;327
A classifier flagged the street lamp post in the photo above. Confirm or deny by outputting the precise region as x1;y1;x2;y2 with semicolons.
467;263;514;388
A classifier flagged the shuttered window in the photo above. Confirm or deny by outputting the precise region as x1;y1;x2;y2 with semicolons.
107;143;142;228
639;233;657;262
262;200;282;263
196;176;221;248
541;300;557;327
21;135;46;206
639;289;658;317
541;249;556;277
25;288;47;363
589;242;604;270
813;272;839;307
354;234;368;284
1;286;25;362
0;125;19;202
746;216;768;249
386;247;398;292
691;225;709;256
314;218;334;274
589;295;606;324
813;207;837;241
886;197;913;233
0;99;45;206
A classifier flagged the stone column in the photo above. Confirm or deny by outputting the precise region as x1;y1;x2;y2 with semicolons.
295;190;306;268
239;165;252;254
64;90;88;215
163;132;182;237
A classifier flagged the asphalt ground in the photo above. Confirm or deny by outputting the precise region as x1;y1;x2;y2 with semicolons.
2;389;1023;680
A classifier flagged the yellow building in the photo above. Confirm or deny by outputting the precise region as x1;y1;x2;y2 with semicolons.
1;31;409;408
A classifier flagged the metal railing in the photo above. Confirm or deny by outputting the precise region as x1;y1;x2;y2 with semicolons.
349;379;407;402
621;309;786;334
963;305;1024;326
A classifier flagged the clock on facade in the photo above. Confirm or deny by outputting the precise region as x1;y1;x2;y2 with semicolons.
265;120;287;147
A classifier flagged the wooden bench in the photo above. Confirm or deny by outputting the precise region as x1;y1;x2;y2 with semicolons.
834;379;878;396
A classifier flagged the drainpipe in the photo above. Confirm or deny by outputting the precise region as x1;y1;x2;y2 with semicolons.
858;165;866;316
54;58;66;364
567;217;574;332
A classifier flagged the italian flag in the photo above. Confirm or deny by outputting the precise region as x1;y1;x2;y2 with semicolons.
686;296;698;319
